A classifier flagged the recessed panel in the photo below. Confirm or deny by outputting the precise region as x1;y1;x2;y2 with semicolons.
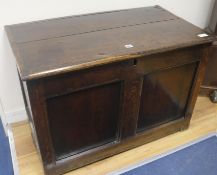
46;81;122;160
137;63;197;132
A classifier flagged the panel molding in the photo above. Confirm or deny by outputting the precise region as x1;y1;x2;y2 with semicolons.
46;80;122;159
46;79;122;100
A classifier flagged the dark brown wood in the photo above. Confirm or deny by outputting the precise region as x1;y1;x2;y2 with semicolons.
52;118;186;175
5;6;215;81
5;6;176;43
201;44;217;93
186;46;211;117
47;81;122;160
27;80;55;167
200;0;217;99
120;77;143;139
5;6;215;175
137;62;197;132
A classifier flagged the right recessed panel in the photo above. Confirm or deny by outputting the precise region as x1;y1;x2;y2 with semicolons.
137;62;198;132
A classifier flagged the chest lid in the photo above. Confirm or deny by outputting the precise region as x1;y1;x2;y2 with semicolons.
5;6;216;80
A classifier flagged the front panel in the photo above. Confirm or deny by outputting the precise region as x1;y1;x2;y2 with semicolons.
47;81;122;160
137;62;198;132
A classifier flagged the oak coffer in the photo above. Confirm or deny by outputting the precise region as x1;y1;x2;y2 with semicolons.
5;6;216;175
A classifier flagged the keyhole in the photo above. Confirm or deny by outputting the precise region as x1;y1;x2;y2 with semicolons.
133;59;137;66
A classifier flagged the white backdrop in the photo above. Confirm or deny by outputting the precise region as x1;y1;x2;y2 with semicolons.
0;0;215;122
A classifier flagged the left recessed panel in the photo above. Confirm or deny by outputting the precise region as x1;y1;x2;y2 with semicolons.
46;81;122;160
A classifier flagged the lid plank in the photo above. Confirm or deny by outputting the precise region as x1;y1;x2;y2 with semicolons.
6;6;176;43
5;6;216;80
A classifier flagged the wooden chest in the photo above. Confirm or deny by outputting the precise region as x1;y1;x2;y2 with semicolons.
5;6;215;175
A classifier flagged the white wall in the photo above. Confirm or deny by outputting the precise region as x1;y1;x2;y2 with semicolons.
0;0;215;123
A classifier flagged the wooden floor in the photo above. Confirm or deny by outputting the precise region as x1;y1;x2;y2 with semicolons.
12;97;217;175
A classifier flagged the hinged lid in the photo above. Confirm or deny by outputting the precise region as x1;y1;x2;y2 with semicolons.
5;6;216;80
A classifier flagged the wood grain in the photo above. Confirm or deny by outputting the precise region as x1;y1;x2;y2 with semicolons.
11;97;217;175
200;0;217;97
5;6;215;80
6;6;216;174
5;6;175;43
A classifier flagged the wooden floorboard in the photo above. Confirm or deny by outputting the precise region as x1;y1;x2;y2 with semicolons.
11;97;217;175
